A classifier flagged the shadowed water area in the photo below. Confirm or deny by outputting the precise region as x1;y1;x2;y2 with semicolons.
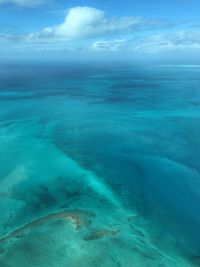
0;63;200;266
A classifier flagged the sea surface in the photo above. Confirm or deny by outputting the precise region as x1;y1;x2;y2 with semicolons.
0;62;200;266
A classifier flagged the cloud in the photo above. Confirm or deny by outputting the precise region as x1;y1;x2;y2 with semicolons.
0;0;47;7
92;39;127;51
0;32;23;42
90;31;200;55
37;6;145;40
135;31;200;53
170;31;200;45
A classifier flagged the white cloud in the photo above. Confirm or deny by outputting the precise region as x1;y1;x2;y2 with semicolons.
0;0;47;7
135;31;200;53
92;39;127;51
90;31;200;54
38;6;142;40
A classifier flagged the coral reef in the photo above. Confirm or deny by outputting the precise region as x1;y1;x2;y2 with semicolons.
0;209;95;244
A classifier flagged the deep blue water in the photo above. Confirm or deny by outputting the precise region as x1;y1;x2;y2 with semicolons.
0;63;200;266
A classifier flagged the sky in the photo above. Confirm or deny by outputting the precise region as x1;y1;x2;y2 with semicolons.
0;0;200;62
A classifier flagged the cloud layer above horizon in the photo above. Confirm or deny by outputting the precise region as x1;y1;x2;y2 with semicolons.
0;4;200;61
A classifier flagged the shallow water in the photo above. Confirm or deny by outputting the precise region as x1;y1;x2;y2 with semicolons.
0;63;200;266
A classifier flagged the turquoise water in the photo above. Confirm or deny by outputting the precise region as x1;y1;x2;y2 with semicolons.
0;63;200;266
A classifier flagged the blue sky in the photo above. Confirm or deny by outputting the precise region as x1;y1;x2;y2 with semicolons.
0;0;200;62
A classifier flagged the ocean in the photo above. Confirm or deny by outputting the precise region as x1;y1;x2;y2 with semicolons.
0;62;200;266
